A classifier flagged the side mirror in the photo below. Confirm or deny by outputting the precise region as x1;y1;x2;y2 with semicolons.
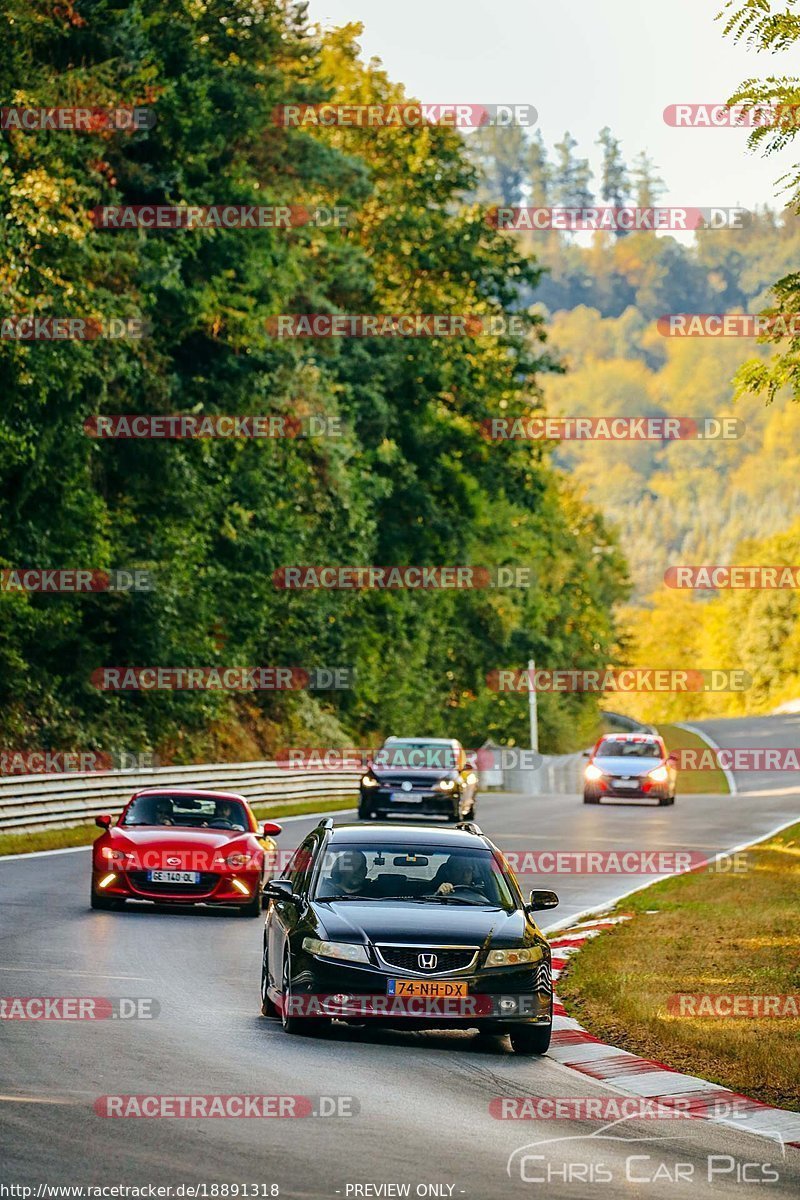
528;889;559;912
667;753;678;764
95;814;112;829
265;878;295;901
582;749;591;757
262;821;282;837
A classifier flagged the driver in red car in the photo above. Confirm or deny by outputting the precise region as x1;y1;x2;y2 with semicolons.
154;797;175;826
215;799;246;830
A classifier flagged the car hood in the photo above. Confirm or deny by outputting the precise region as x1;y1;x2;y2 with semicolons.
109;826;249;850
311;900;531;946
593;755;663;776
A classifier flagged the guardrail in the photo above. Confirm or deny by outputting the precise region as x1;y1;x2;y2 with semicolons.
0;761;362;833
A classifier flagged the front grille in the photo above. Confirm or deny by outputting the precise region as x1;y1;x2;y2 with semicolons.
376;946;477;974
128;871;218;895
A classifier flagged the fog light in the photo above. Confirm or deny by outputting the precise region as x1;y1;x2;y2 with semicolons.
231;878;250;896
98;873;116;889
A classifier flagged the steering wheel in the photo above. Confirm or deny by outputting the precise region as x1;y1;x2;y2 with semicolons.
208;819;234;829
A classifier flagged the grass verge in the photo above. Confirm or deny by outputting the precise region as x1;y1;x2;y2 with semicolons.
558;821;800;1111
657;722;729;795
0;794;357;858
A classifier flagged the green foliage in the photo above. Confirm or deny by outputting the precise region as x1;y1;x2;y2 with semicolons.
0;3;627;758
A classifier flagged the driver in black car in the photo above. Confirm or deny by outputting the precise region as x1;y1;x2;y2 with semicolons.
324;850;379;898
435;855;486;897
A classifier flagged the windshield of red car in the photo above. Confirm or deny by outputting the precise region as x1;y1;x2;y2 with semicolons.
121;794;248;830
595;739;663;759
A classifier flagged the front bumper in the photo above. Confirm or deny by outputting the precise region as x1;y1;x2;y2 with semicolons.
359;787;459;818
277;949;552;1028
91;868;260;906
586;778;669;800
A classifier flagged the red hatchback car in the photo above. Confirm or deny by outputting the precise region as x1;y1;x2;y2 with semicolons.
91;788;281;916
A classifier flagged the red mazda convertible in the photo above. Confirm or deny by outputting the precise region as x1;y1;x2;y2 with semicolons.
91;788;281;916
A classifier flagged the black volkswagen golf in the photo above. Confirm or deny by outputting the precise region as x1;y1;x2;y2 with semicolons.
260;819;558;1054
358;737;478;821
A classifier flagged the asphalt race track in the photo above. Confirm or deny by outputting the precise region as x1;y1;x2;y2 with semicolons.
1;714;799;1198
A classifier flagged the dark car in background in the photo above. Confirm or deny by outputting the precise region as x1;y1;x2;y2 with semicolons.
583;733;677;805
358;737;478;822
260;819;558;1054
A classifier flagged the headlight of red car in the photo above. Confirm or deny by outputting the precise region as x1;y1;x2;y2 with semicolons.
101;847;128;863
225;852;252;869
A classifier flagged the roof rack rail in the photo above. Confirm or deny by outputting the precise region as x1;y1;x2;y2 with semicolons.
456;821;483;835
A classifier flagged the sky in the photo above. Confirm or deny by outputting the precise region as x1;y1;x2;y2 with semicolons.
306;0;797;213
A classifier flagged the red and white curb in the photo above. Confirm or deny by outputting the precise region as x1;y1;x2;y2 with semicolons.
549;916;800;1150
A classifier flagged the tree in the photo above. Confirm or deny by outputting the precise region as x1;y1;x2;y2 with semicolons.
552;132;594;208
630;151;666;208
596;126;630;236
719;0;800;401
527;130;552;206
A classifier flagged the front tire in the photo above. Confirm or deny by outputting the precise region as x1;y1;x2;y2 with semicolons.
260;947;280;1017
583;792;599;804
90;889;116;910
509;1023;551;1055
240;891;262;917
280;950;320;1036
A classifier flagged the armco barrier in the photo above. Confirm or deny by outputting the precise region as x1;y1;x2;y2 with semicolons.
0;760;361;834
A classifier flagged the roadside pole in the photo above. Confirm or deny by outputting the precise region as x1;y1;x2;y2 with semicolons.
528;658;538;753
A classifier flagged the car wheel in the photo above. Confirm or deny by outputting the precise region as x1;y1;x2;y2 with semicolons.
509;1023;551;1055
583;792;599;804
90;888;116;910
239;884;262;917
260;948;280;1017
358;803;373;820
280;950;319;1035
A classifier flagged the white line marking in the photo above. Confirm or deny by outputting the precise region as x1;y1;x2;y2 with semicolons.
675;722;737;794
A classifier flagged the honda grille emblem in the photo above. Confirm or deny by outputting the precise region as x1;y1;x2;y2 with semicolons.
418;953;438;970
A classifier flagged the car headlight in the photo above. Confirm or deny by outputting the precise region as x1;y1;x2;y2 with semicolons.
585;763;603;781
225;852;251;868
485;946;544;967
360;774;379;788
102;847;128;863
435;778;457;791
648;765;669;782
302;937;371;964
